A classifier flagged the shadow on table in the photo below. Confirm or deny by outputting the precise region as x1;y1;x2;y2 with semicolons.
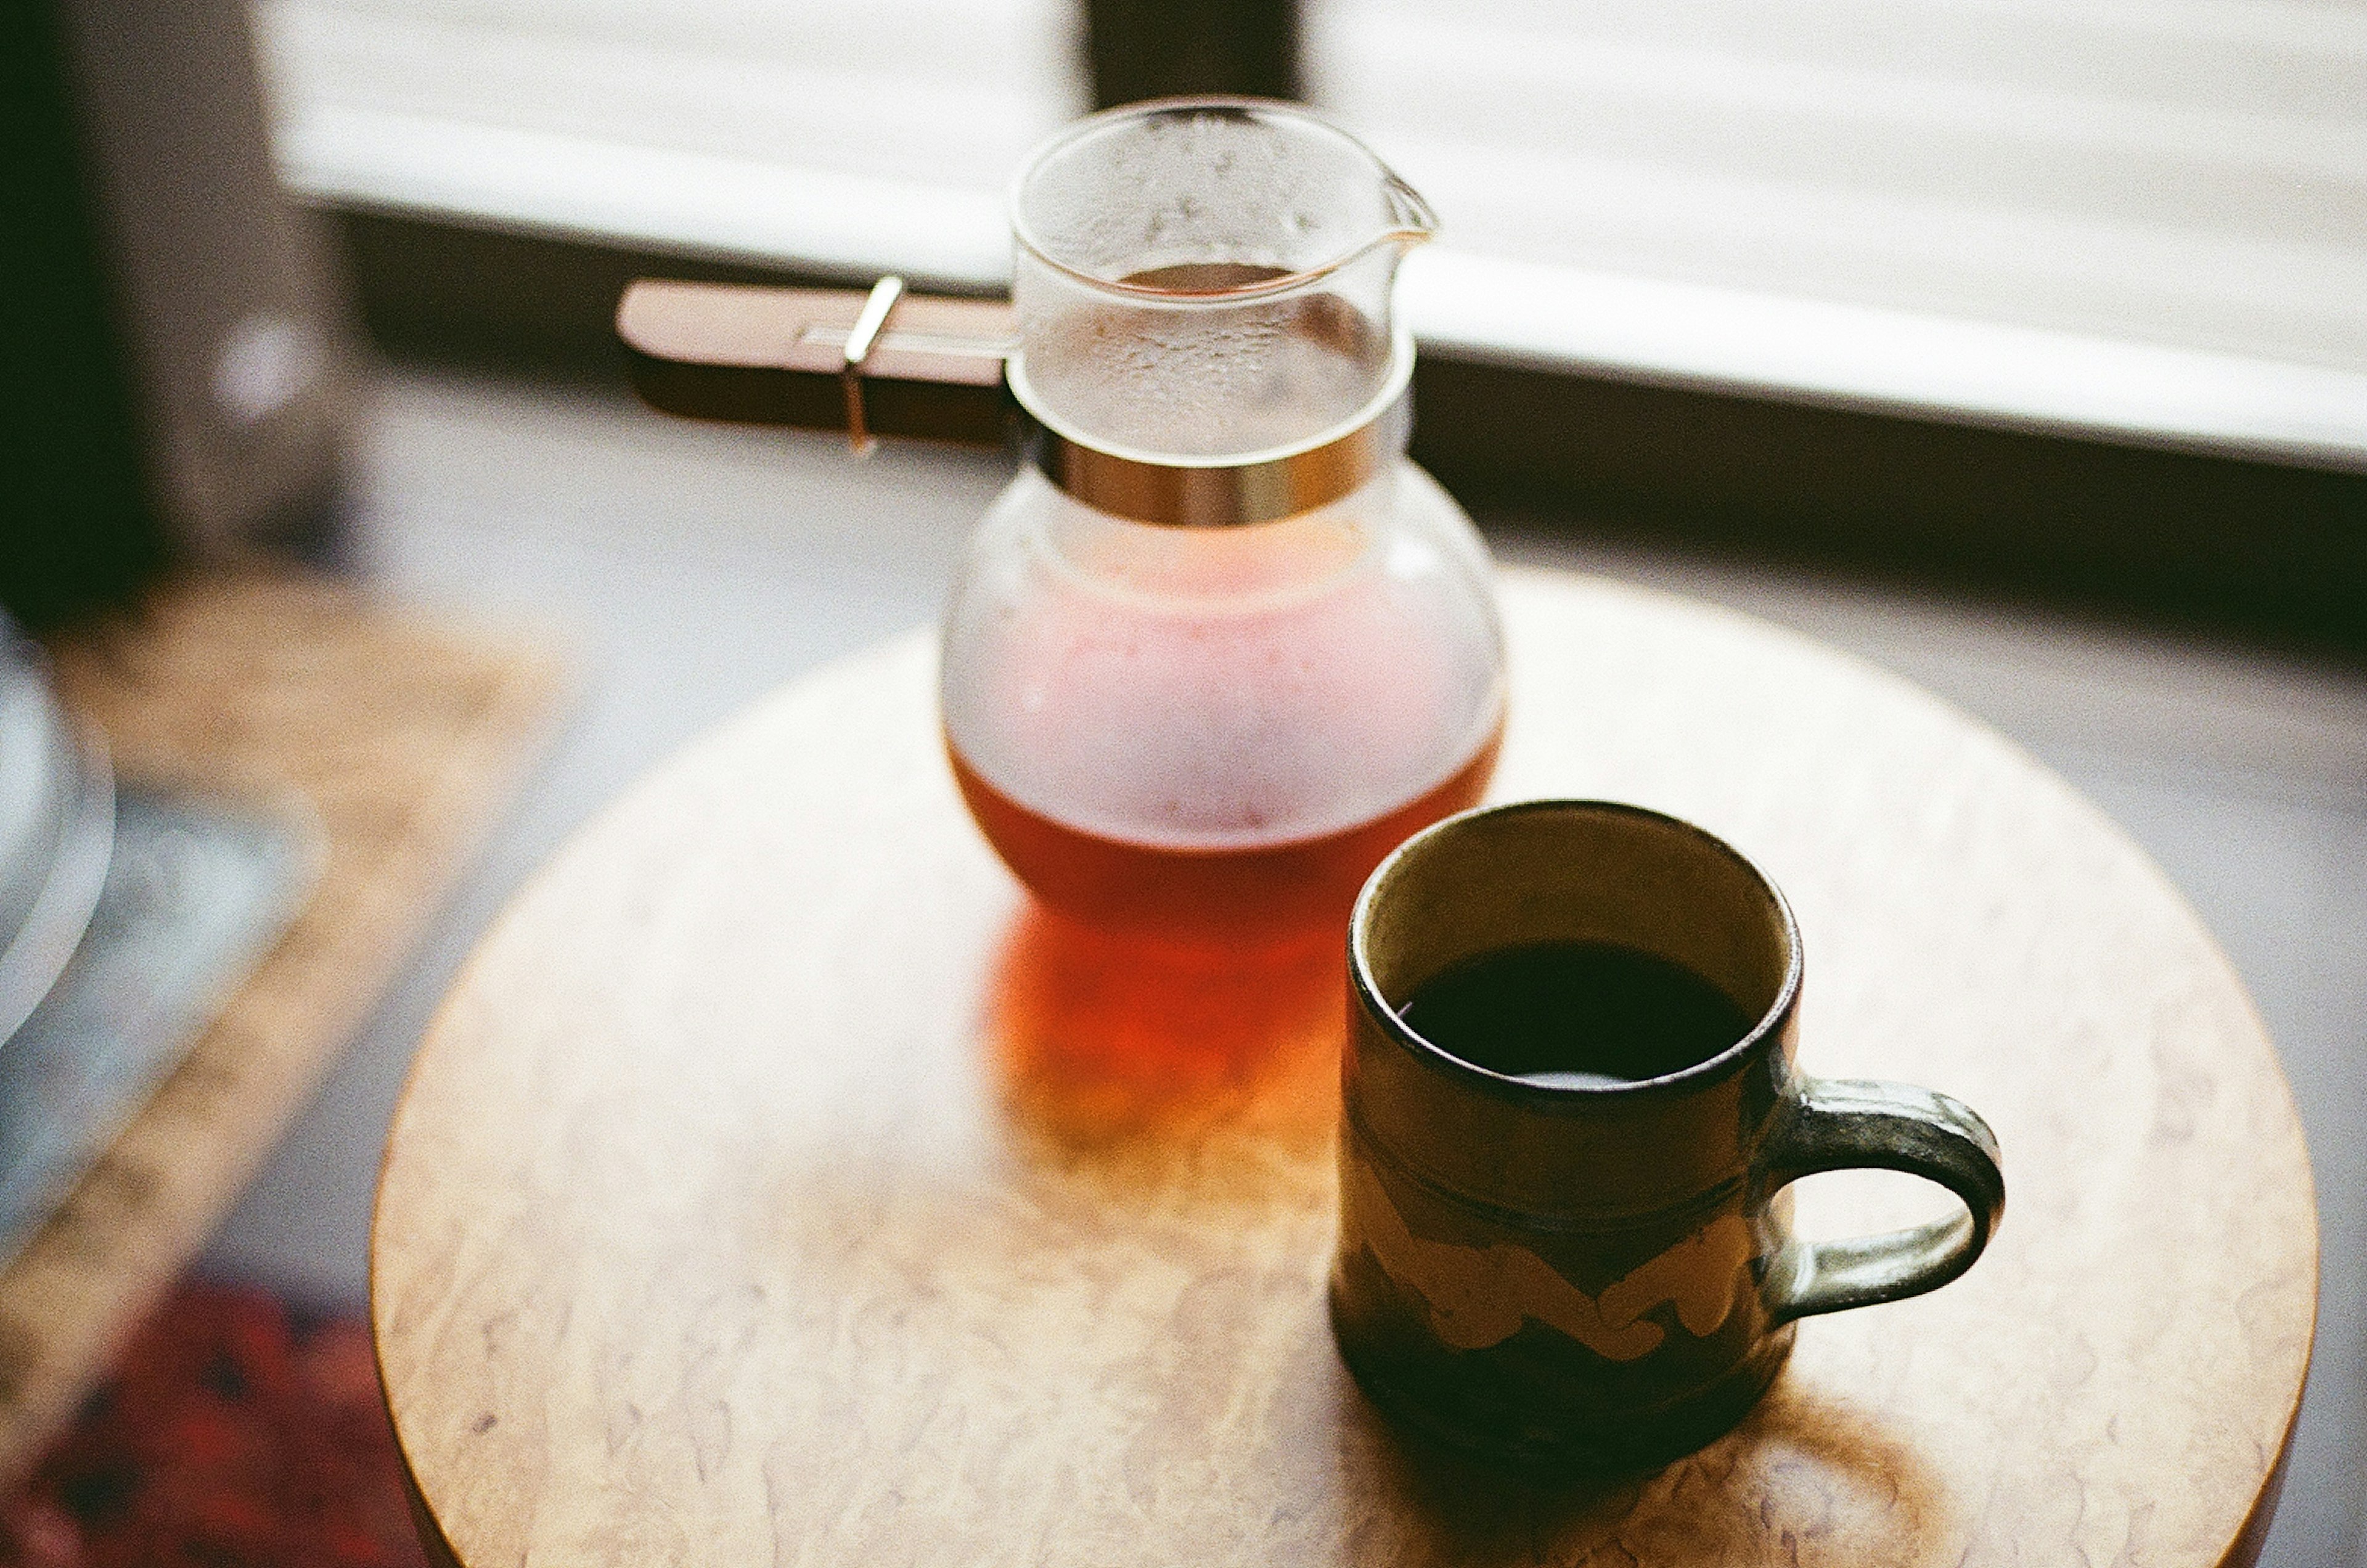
1336;1366;1950;1564
983;906;1345;1182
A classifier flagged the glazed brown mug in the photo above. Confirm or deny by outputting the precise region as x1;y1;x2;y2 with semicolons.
1331;799;2005;1471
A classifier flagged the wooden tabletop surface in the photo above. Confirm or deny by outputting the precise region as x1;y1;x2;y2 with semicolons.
371;568;2316;1567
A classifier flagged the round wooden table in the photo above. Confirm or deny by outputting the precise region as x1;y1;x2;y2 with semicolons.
372;570;2315;1568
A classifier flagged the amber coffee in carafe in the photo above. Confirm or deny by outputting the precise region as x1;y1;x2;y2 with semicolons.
619;99;1507;947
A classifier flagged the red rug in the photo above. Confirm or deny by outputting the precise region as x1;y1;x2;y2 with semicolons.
2;1284;427;1568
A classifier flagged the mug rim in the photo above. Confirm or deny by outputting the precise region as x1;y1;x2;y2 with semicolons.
1347;798;1805;1103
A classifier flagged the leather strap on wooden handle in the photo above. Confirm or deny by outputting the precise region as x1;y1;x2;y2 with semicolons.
616;279;1018;447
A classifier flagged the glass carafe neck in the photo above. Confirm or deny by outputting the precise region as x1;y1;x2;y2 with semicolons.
1007;97;1434;526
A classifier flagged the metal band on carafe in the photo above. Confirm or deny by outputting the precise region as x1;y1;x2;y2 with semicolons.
1010;332;1410;528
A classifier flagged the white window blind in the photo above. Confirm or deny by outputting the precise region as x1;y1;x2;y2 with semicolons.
1309;0;2367;467
1309;0;2367;372
257;0;1086;284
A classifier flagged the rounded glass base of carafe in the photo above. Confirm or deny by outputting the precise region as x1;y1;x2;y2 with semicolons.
940;459;1508;952
948;718;1501;952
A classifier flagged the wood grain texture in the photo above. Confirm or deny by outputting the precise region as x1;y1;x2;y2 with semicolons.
0;572;565;1485
373;568;2315;1567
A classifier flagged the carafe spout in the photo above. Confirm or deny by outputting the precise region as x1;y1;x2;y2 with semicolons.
1380;170;1440;256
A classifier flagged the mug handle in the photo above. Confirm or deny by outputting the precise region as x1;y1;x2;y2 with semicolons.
1760;1076;2006;1324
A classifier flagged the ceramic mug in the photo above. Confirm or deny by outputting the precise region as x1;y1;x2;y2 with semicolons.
1331;799;2006;1471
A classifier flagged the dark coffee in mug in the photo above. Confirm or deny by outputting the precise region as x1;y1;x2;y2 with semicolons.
1333;800;2006;1474
1397;941;1756;1089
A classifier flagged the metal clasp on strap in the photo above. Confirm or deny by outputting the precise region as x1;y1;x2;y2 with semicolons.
839;275;905;455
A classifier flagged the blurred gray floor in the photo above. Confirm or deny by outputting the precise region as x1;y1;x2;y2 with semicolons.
200;365;2366;1567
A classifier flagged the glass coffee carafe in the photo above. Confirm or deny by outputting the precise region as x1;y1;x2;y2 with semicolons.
622;98;1506;949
